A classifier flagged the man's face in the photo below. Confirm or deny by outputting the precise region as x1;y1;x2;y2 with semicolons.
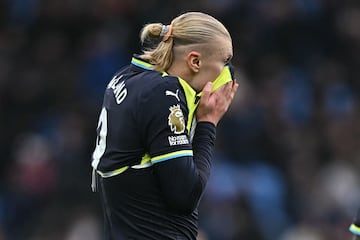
192;38;233;92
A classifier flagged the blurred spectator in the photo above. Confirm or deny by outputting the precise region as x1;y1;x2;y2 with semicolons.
3;134;57;239
279;224;324;240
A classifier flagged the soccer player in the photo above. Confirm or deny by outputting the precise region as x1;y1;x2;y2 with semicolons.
91;12;238;239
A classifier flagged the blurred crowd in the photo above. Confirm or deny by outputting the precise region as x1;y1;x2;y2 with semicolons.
1;0;360;239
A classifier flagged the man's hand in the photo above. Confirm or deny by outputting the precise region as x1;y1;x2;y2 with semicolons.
196;80;238;126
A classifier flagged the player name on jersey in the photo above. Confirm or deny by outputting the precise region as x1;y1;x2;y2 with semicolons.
107;74;127;104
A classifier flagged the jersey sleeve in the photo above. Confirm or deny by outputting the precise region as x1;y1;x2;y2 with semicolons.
153;122;216;213
137;76;193;164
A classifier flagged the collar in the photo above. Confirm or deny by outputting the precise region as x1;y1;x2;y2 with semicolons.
130;55;154;71
130;55;201;103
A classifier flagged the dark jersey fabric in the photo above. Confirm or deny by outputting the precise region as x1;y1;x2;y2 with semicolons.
92;56;216;239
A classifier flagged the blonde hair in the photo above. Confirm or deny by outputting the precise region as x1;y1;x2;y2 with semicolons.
140;12;231;71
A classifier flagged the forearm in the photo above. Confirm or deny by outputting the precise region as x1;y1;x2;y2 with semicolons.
191;121;216;189
154;122;216;214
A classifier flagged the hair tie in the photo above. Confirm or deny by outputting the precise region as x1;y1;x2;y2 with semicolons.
160;25;172;42
160;25;168;37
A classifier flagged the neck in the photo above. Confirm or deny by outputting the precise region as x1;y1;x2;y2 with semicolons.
167;64;194;87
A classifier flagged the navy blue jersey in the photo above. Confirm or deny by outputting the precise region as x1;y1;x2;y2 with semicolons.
91;56;216;240
92;56;199;175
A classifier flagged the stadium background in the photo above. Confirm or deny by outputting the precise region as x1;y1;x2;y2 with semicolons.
1;0;360;239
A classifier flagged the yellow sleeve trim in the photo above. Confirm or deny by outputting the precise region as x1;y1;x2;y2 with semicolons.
97;166;129;178
151;150;193;164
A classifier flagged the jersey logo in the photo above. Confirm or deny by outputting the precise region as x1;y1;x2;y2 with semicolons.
168;135;189;146
165;89;180;102
168;105;185;134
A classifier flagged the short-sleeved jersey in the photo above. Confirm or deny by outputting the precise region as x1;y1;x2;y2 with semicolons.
91;55;200;177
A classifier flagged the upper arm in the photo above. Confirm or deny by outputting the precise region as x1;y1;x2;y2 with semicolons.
137;77;204;213
138;77;193;164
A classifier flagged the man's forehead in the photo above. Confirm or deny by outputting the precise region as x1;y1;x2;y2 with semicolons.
217;39;233;56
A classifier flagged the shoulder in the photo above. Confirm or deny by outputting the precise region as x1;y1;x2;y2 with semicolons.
138;73;182;102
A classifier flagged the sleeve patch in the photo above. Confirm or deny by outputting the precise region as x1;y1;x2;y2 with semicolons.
168;104;186;134
168;135;189;146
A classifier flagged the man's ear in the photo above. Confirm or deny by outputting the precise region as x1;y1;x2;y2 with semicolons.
187;51;201;73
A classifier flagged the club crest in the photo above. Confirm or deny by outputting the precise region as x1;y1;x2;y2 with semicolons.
168;105;185;134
